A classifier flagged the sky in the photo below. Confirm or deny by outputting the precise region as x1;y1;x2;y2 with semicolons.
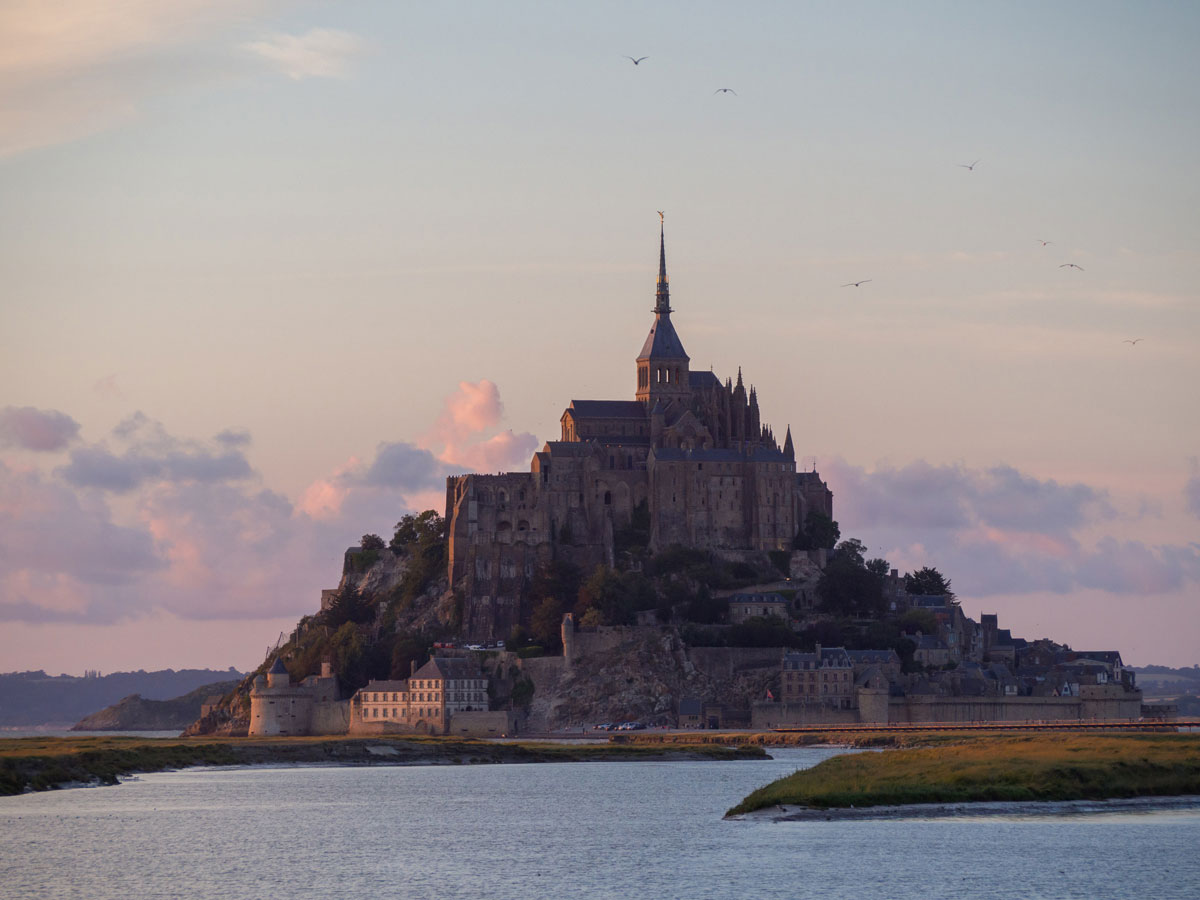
1;1;1198;674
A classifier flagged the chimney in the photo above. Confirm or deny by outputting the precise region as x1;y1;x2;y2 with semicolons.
410;659;417;677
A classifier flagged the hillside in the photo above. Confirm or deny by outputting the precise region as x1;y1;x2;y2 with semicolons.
71;680;241;732
0;668;245;728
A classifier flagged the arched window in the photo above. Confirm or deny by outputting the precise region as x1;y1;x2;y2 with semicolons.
604;491;612;505
498;489;507;505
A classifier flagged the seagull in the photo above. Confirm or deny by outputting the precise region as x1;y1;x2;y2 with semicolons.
624;56;649;65
1059;263;1084;270
841;279;872;288
958;159;980;171
1122;338;1143;346
1035;239;1053;246
714;88;738;95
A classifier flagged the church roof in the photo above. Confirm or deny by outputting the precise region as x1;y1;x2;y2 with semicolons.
688;371;721;391
637;314;689;361
567;400;648;419
543;441;598;457
651;446;789;464
414;657;481;681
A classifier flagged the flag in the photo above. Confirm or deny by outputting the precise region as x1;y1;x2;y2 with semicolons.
766;689;774;700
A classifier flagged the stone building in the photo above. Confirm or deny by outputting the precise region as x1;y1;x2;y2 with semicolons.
247;658;348;736
728;592;789;624
445;223;833;640
781;645;855;709
350;656;489;735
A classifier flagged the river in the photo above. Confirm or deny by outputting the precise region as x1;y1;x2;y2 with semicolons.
2;747;1198;899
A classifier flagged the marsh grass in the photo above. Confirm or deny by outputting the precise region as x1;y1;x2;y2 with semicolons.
726;733;1200;815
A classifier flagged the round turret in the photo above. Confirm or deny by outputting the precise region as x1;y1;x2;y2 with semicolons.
266;656;290;689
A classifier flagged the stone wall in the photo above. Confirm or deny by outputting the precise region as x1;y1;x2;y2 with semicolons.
750;701;859;729
448;710;516;737
686;646;786;681
888;694;1141;723
310;699;351;735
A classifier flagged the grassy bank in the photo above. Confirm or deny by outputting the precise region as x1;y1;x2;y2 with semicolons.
726;733;1200;816
0;735;766;796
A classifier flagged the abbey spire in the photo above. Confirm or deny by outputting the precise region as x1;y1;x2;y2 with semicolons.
636;214;690;404
655;216;671;314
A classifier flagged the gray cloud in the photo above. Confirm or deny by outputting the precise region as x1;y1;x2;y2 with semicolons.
215;428;252;448
363;441;445;490
828;459;1111;535
826;457;1197;599
58;445;253;492
0;463;164;600
58;412;254;492
0;406;81;451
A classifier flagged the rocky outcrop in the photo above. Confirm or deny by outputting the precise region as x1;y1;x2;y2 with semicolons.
520;626;783;731
72;680;239;732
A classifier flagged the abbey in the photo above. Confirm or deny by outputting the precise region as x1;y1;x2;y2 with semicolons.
445;224;832;640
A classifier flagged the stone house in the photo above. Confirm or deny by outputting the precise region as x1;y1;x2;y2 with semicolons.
728;592;789;624
781;645;855;709
351;657;489;735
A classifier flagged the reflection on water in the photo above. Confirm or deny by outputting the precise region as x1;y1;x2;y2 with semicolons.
2;748;1198;900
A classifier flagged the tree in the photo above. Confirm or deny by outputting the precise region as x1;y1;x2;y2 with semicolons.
835;538;868;567
391;510;445;551
816;543;884;618
900;608;938;636
906;566;955;600
531;596;566;651
389;632;429;680
360;534;385;551
574;565;655;626
866;558;891;579
323;584;373;628
794;511;840;551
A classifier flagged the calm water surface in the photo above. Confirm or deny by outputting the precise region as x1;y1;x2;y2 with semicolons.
2;747;1198;900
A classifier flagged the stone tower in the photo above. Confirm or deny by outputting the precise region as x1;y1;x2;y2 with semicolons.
635;218;691;406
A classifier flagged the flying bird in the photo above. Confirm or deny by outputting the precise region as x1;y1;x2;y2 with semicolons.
1059;263;1084;270
841;280;872;288
714;88;738;95
1035;239;1053;246
624;56;649;65
958;159;980;171
1122;338;1143;346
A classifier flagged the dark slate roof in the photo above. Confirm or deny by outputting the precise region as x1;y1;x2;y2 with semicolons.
652;446;788;464
637;314;689;361
543;441;599;457
846;649;900;665
688;371;722;391
268;657;288;675
783;647;852;669
414;657;482;681
567;400;648;419
359;680;409;693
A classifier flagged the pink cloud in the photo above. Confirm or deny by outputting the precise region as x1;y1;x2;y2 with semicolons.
425;380;503;444
421;380;538;471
